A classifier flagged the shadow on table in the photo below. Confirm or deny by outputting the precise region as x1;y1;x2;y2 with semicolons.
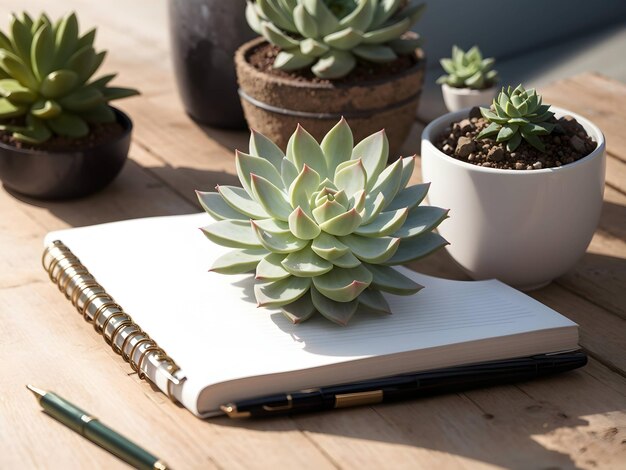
4;159;238;228
197;124;249;155
209;365;619;469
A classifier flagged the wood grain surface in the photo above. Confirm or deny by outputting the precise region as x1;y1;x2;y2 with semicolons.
0;1;624;469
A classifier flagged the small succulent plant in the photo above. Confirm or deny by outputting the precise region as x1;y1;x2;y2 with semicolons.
436;45;498;90
245;0;425;79
198;119;448;325
476;85;555;152
0;12;139;144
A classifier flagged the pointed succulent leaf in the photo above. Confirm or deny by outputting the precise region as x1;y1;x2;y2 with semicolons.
323;28;363;51
355;208;408;237
293;3;318;38
289;164;320;212
288;207;321;240
340;234;400;263
256;253;290;281
302;0;340;36
249;129;285;171
101;86;139;102
370;158;403;209
254;276;311;308
321;117;353;175
311;287;358;326
236;150;284;195
210;249;267;275
53;12;79;68
245;1;264;35
358;288;391;315
399;156;416;190
496;124;518;142
31;23;55;80
311;50;356;79
353;129;388;188
353;44;396;63
9;14;32;66
196;191;249;221
300;38;329;57
332;251;361;268
364;263;424;295
251;174;293;221
334;158;366;198
59;87;103;111
281;292;316;324
310;232;350;261
274;50;315;71
290;124;327;177
202;220;262;249
218;185;269;219
13;116;52;144
261;22;300;49
254;218;290;234
0;50;38;90
520;129;545;152
312;265;372;302
281;157;299;189
257;0;298;33
312;199;347;225
506;132;522;152
475;122;501;140
339;0;375;30
361;191;386;224
383;232;448;265
362;17;411;44
47;112;89;138
66;45;97;84
251;220;309;253
76;27;96;49
372;0;404;28
384;182;429;212
393;206;448;238
282;247;333;277
387;37;421;55
319;208;362;236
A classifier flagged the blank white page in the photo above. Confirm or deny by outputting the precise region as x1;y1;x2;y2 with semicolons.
45;213;578;416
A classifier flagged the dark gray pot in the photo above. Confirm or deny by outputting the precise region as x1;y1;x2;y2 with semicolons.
168;0;256;129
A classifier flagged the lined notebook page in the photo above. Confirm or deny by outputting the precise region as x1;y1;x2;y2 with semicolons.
46;213;577;416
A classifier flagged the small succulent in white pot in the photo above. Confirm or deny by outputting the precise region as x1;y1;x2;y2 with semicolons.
198;119;449;325
437;45;498;112
421;86;605;290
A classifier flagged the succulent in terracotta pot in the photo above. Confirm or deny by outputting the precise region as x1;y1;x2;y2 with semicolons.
0;12;139;199
437;45;498;112
236;0;427;156
198;119;449;325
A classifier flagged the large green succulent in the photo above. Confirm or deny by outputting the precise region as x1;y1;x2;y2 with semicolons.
476;85;555;152
0;12;139;144
245;0;425;79
436;45;498;90
197;119;448;325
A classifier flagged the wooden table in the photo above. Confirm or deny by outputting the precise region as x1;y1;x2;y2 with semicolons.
1;2;625;469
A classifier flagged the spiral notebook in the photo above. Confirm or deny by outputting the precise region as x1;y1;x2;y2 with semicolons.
42;213;579;418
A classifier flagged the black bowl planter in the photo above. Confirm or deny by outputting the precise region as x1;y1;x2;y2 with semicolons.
0;108;132;200
168;0;256;129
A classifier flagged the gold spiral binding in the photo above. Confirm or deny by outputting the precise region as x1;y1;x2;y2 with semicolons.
42;240;184;403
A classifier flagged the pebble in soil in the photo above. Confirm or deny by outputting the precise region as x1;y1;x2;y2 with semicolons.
435;107;597;170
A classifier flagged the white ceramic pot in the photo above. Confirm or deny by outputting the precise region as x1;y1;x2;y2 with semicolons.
421;107;606;291
441;83;497;112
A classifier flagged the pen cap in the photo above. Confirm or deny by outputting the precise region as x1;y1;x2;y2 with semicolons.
41;393;91;434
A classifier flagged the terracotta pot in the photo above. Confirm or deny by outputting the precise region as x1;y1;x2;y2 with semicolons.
235;37;425;157
0;108;131;200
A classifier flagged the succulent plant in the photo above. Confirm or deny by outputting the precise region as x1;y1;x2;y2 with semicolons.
476;84;555;152
436;45;498;89
197;119;448;325
0;12;139;144
245;0;425;79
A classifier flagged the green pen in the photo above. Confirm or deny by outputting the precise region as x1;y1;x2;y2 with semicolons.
27;385;169;470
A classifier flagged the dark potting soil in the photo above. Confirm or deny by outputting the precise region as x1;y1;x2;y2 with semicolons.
0;121;125;152
248;42;417;85
434;107;597;170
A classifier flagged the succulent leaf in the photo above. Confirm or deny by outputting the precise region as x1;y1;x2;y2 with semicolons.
197;120;447;324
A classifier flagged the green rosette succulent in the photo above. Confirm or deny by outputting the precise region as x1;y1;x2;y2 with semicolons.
197;119;449;326
0;12;139;144
476;84;555;152
245;0;425;79
436;45;498;89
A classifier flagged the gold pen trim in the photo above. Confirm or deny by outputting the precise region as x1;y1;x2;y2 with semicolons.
262;394;293;412
220;404;251;418
334;390;383;408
